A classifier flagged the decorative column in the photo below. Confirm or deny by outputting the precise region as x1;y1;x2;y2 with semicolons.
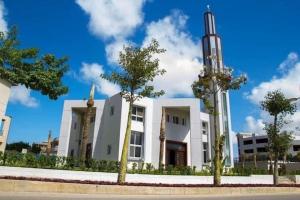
46;130;52;156
159;107;166;169
80;84;95;163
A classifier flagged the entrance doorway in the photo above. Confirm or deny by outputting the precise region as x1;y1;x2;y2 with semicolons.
166;140;187;166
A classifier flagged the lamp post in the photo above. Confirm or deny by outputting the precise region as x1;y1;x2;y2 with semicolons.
287;97;300;103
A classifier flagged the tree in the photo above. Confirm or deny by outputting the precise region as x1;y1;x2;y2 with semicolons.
6;141;30;152
261;90;296;185
31;143;41;154
0;27;68;99
192;63;246;186
101;39;166;184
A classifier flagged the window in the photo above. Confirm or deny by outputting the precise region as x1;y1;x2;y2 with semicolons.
166;114;170;123
73;122;77;130
256;138;268;144
173;116;179;124
129;131;143;159
70;149;74;157
202;122;208;135
203;142;208;163
110;106;114;116
90;116;95;123
243;140;253;145
107;145;112;155
0;119;4;135
244;149;254;154
182;118;186;126
132;106;144;122
257;147;267;153
293;145;300;152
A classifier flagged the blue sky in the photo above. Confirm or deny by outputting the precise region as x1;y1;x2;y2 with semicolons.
1;0;300;154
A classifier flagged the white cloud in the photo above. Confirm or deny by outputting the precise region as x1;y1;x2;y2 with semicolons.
247;53;300;105
142;11;203;97
105;38;131;65
0;0;8;33
244;52;300;135
79;62;120;97
244;116;265;135
76;0;145;39
9;85;38;108
278;52;298;74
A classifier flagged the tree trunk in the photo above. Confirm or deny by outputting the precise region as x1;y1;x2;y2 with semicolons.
117;101;133;184
274;153;279;186
242;154;245;169
80;100;94;163
213;90;221;186
253;154;257;169
46;131;52;156
159;107;166;169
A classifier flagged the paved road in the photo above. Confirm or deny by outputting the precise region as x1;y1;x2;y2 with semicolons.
0;193;299;200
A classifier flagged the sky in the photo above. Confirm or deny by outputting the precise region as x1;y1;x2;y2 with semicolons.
1;0;300;156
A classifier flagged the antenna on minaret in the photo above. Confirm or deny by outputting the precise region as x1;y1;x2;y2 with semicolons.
206;4;210;11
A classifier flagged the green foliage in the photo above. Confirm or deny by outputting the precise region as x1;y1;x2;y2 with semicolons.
5;151;300;176
192;67;247;114
0;27;68;99
100;39;166;102
5;141;30;152
261;90;297;185
261;90;296;117
31;143;41;154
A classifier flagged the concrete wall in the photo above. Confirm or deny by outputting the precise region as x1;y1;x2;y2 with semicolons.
0;79;11;116
0;116;11;152
57;100;104;157
58;96;232;171
0;79;12;152
94;95;122;161
0;166;274;185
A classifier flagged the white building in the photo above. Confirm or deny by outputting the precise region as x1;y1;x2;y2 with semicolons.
237;132;300;159
0;78;12;152
57;94;234;169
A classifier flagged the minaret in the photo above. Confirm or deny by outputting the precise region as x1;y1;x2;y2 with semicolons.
201;6;233;166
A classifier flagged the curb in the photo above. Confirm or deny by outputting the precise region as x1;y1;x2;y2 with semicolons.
1;178;300;195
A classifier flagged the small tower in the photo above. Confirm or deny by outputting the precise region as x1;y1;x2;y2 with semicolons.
201;7;233;166
46;130;52;156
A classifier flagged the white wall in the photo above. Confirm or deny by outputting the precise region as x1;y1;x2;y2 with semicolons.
0;166;274;185
94;95;122;161
57;100;104;157
58;95;233;171
0;79;11;116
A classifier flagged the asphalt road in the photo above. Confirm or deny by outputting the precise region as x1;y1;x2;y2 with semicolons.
0;193;300;200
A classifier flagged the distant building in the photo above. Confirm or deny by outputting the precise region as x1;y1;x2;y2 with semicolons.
37;136;59;156
0;79;13;152
237;132;300;160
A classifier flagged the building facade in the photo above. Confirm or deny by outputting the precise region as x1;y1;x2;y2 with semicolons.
237;132;300;159
0;79;12;152
58;94;214;169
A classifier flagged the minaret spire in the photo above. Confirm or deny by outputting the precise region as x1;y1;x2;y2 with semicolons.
201;8;233;167
202;8;223;70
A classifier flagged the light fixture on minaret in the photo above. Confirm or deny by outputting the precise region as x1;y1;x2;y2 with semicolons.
201;7;233;167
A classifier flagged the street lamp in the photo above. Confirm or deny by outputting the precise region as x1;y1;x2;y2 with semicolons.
287;97;300;103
